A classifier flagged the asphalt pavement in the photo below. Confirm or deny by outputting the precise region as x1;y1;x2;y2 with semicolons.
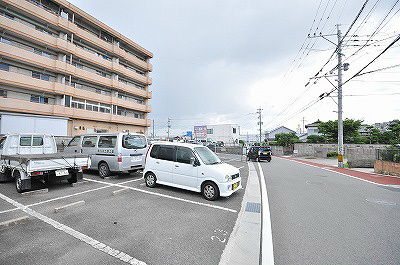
258;156;400;265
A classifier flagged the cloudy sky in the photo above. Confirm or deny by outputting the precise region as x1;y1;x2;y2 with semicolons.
69;0;400;138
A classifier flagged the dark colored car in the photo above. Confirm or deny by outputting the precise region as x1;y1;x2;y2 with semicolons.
247;146;272;162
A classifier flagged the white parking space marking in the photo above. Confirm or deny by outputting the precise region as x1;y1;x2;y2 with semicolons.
0;192;146;265
0;207;19;214
84;178;237;213
25;178;143;208
257;162;275;265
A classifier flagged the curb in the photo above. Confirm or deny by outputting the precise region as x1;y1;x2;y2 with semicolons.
0;216;29;229
54;200;85;213
219;162;261;265
112;188;130;195
21;188;48;196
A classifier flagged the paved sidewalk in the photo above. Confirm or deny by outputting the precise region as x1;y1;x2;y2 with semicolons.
293;157;375;174
219;162;261;265
281;156;400;186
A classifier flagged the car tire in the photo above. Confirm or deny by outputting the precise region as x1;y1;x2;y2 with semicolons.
15;171;25;193
202;182;219;201
67;173;77;184
98;162;110;179
257;157;261;162
267;157;271;162
145;172;157;187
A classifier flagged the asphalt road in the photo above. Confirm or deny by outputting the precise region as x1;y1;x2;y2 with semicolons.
257;157;400;265
0;153;248;265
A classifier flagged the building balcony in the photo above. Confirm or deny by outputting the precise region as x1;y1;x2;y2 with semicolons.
4;0;152;71
0;71;152;113
0;97;151;127
0;19;152;86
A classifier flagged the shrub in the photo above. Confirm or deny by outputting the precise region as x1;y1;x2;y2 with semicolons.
327;152;338;157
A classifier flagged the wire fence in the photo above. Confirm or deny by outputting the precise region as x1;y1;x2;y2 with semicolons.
376;149;400;163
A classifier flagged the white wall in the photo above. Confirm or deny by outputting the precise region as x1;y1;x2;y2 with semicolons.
0;113;68;136
206;124;240;144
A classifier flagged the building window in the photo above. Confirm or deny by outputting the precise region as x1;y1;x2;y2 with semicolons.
233;128;237;134
0;90;7;98
0;63;9;71
207;129;213;134
30;95;48;104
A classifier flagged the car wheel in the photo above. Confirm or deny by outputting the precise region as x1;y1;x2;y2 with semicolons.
257;157;261;162
15;171;24;193
98;162;110;179
267;157;271;162
67;173;77;184
145;172;157;187
202;182;219;201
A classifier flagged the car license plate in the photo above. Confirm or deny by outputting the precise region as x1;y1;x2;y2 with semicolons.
232;181;239;190
263;152;267;154
131;156;142;162
55;169;69;177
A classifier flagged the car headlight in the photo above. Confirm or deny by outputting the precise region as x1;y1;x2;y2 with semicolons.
225;175;232;182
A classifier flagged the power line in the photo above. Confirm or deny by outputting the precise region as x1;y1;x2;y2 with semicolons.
344;33;400;84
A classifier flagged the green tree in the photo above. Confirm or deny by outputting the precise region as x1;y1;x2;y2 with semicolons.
306;134;326;143
318;119;363;143
275;132;300;146
388;120;400;144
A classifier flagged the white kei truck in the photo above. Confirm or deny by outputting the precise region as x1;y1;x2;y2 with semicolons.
0;134;91;193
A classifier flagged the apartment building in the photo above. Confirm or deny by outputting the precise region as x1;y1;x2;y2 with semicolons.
0;0;153;136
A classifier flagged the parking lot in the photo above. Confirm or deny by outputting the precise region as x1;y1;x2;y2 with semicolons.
0;153;248;265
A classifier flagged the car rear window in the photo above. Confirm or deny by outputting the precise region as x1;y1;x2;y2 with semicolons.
32;137;43;146
20;136;31;146
122;135;147;149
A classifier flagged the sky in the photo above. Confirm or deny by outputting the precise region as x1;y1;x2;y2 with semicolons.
68;0;400;138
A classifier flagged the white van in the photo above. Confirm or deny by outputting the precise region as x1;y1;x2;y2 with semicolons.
64;132;148;178
143;142;241;200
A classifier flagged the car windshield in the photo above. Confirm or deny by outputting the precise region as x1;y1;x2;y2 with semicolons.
260;147;271;151
194;146;221;165
122;135;147;149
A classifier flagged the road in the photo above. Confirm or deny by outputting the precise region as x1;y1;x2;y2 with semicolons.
257;157;400;265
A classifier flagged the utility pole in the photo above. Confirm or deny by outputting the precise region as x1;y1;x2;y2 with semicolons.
302;117;307;134
337;24;344;168
167;118;171;141
257;108;263;145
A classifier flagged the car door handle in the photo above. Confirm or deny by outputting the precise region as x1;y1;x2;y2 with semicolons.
155;161;160;164
175;165;179;167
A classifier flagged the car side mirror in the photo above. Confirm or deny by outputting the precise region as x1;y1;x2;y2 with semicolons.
190;157;196;166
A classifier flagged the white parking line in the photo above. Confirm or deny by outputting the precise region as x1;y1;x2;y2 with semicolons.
84;178;237;213
0;192;146;265
0;178;145;214
27;178;143;208
257;162;275;265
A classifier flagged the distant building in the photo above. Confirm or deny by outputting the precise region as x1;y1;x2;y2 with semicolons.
305;120;322;136
267;126;296;141
205;124;240;144
373;120;398;133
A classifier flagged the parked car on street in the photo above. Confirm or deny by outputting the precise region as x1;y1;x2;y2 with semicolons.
247;146;272;162
143;142;242;200
0;134;90;193
64;132;148;178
